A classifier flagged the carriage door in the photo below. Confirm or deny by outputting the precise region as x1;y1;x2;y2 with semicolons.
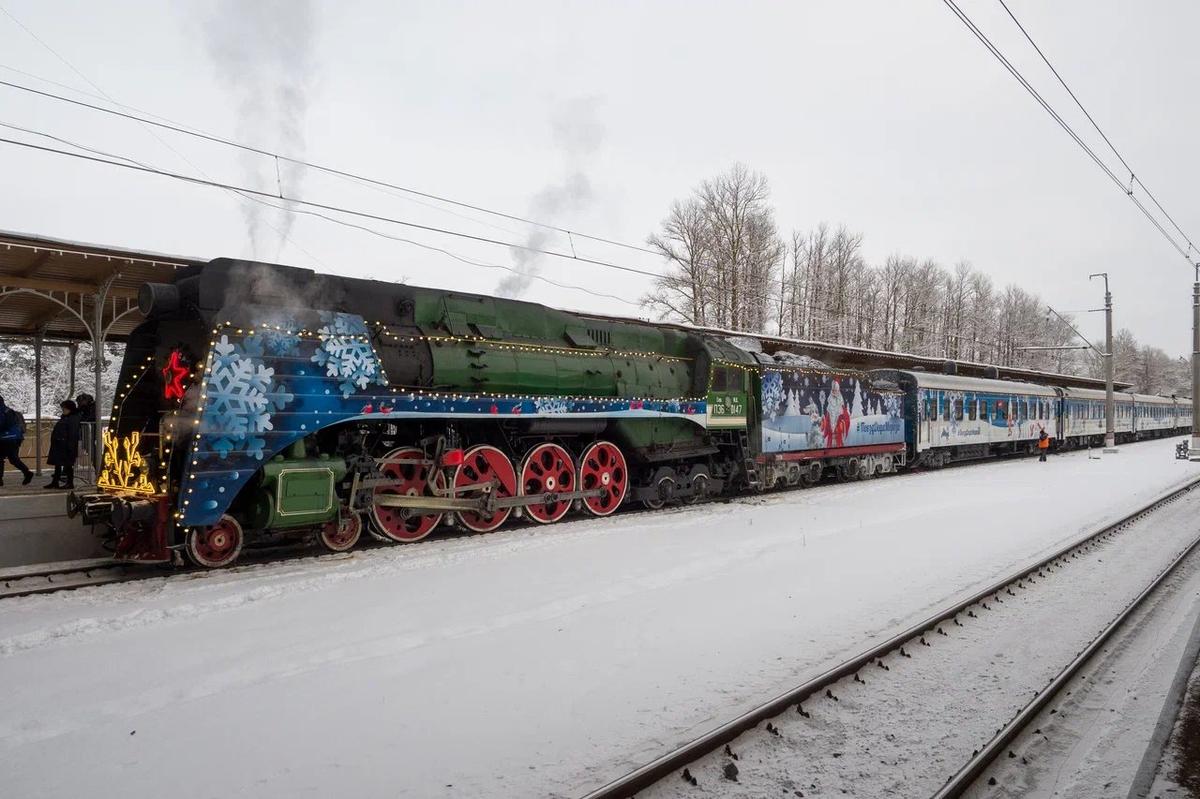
920;389;932;445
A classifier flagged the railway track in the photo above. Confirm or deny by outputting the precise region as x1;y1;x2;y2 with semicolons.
1;438;1190;604
0;557;144;599
932;501;1200;797
578;476;1200;799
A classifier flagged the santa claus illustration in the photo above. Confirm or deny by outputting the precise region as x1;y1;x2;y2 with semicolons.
820;379;852;448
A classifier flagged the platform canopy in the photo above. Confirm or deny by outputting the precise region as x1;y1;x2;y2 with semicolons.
0;229;203;342
0;230;206;474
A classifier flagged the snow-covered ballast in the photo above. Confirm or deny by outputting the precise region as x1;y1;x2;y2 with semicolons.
753;353;906;485
869;370;1058;467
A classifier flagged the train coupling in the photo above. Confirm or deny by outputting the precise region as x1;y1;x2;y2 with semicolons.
67;491;161;527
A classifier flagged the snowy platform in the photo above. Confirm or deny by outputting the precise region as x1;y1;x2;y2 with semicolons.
0;439;1195;798
0;489;104;568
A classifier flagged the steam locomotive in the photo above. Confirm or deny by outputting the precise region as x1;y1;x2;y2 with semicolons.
67;258;1192;568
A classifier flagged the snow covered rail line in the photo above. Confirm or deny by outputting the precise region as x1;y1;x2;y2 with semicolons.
932;508;1200;798
581;477;1200;799
0;558;139;599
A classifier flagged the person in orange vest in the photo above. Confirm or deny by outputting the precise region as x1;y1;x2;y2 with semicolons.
1037;429;1050;462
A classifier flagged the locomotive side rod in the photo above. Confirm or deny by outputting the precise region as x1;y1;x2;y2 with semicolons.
371;487;606;513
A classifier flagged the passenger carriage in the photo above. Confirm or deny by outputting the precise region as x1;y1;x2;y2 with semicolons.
1132;394;1179;439
869;370;1057;467
1174;396;1194;432
1058;387;1134;447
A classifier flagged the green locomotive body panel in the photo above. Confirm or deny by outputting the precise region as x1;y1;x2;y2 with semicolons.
245;443;348;530
390;288;703;402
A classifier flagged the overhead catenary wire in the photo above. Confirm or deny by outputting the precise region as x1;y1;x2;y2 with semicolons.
0;19;1122;353
0;125;1042;359
0;75;663;259
0;133;667;280
941;0;1196;266
0;66;532;240
995;0;1200;258
0;121;639;307
0;5;331;269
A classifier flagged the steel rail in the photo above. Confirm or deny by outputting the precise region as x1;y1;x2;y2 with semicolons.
931;508;1200;796
577;477;1200;799
0;564;139;599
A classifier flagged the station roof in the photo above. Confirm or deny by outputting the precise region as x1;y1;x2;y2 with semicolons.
0;230;1131;393
588;314;1131;392
0;229;203;342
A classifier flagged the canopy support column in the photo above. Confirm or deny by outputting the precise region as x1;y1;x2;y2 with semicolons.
33;332;42;475
68;342;78;397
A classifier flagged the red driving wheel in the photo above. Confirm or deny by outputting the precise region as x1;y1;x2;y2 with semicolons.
518;443;576;524
578;440;628;516
370;446;444;543
454;444;517;533
185;514;244;569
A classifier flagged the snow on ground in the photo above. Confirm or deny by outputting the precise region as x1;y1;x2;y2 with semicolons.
642;485;1200;798
0;439;1195;798
1150;647;1200;798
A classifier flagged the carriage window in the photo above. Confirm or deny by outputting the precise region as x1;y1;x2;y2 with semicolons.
968;396;977;421
953;396;963;421
995;400;1006;422
942;393;951;421
924;392;934;420
981;398;990;418
711;368;728;392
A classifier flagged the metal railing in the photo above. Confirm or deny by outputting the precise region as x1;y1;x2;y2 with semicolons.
15;418;103;479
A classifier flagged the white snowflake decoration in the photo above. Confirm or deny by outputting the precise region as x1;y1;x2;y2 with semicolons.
534;397;572;414
203;336;293;459
311;313;387;398
760;371;784;420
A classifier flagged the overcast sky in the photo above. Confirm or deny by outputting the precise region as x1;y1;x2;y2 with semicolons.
2;1;1198;354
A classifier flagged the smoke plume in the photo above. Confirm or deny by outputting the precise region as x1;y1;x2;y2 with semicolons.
202;0;316;258
496;97;605;298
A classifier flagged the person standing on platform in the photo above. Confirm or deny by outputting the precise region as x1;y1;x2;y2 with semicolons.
1038;429;1050;462
75;392;96;468
0;395;34;487
45;399;80;490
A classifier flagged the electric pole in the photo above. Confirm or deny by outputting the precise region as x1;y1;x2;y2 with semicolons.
1192;264;1200;459
1090;273;1116;451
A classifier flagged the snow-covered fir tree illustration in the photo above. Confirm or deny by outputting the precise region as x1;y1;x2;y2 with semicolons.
786;388;801;417
311;312;388;398
203;335;294;459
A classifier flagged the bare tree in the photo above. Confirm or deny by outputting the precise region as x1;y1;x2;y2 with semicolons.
646;170;1186;381
644;198;713;325
644;164;783;333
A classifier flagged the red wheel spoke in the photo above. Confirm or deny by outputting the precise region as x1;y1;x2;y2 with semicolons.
578;441;627;517
320;507;362;552
370;447;443;542
455;445;517;533
186;514;243;568
519;443;575;524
